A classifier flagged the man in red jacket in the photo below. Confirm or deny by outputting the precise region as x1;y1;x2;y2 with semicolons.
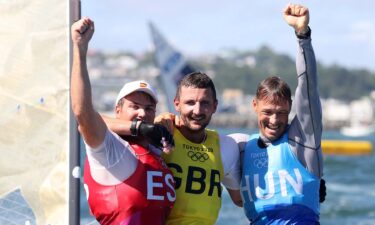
71;17;175;225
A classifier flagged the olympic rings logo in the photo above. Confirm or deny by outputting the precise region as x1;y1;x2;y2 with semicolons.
253;158;268;169
187;151;209;162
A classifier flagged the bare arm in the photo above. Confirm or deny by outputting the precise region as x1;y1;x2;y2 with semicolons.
101;114;132;136
101;114;175;153
102;112;181;136
71;17;106;148
102;113;176;136
227;189;243;207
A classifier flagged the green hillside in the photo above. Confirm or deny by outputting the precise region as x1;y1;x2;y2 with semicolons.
187;46;375;101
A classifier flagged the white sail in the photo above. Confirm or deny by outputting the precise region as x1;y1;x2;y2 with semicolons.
0;1;70;224
149;22;195;113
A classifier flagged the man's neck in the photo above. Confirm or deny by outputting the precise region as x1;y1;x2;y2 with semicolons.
178;126;207;144
259;134;272;147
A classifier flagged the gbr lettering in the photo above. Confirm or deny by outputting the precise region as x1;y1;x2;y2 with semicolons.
168;163;222;197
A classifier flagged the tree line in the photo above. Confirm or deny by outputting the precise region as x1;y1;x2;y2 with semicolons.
188;46;375;102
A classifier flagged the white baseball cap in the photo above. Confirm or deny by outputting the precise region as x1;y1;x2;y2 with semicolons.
115;80;158;105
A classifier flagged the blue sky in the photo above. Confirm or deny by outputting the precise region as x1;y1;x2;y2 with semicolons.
82;1;375;72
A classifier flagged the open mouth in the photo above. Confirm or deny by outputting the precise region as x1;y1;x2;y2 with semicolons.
190;115;205;123
266;124;280;134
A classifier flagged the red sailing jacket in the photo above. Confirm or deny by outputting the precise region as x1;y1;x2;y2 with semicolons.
84;143;175;225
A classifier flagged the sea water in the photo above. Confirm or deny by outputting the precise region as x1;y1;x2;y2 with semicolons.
80;129;375;225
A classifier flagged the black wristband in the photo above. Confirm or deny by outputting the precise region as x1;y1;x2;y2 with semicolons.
296;26;311;39
130;119;139;136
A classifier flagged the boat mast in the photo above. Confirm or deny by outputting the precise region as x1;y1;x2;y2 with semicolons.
69;0;81;224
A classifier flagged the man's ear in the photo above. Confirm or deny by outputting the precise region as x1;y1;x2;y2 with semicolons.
252;98;257;112
174;98;180;112
213;100;218;113
115;104;121;118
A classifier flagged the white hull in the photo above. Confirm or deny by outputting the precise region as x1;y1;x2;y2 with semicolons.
340;125;375;137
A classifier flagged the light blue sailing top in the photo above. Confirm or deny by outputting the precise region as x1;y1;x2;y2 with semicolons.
241;131;320;225
230;34;324;180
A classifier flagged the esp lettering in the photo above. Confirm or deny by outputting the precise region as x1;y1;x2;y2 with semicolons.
147;171;176;202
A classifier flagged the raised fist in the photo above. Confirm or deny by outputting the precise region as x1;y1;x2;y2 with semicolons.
71;17;95;47
283;4;309;34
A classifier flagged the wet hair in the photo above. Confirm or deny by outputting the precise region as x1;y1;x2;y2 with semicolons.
175;71;217;101
256;76;292;105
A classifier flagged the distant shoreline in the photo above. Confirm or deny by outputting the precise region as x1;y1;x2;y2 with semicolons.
210;113;349;131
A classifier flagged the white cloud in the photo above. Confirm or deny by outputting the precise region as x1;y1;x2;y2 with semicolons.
349;21;375;47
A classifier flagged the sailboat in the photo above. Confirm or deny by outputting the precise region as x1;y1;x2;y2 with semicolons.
340;125;375;137
340;122;375;137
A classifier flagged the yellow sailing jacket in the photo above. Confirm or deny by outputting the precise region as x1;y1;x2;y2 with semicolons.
163;128;224;225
